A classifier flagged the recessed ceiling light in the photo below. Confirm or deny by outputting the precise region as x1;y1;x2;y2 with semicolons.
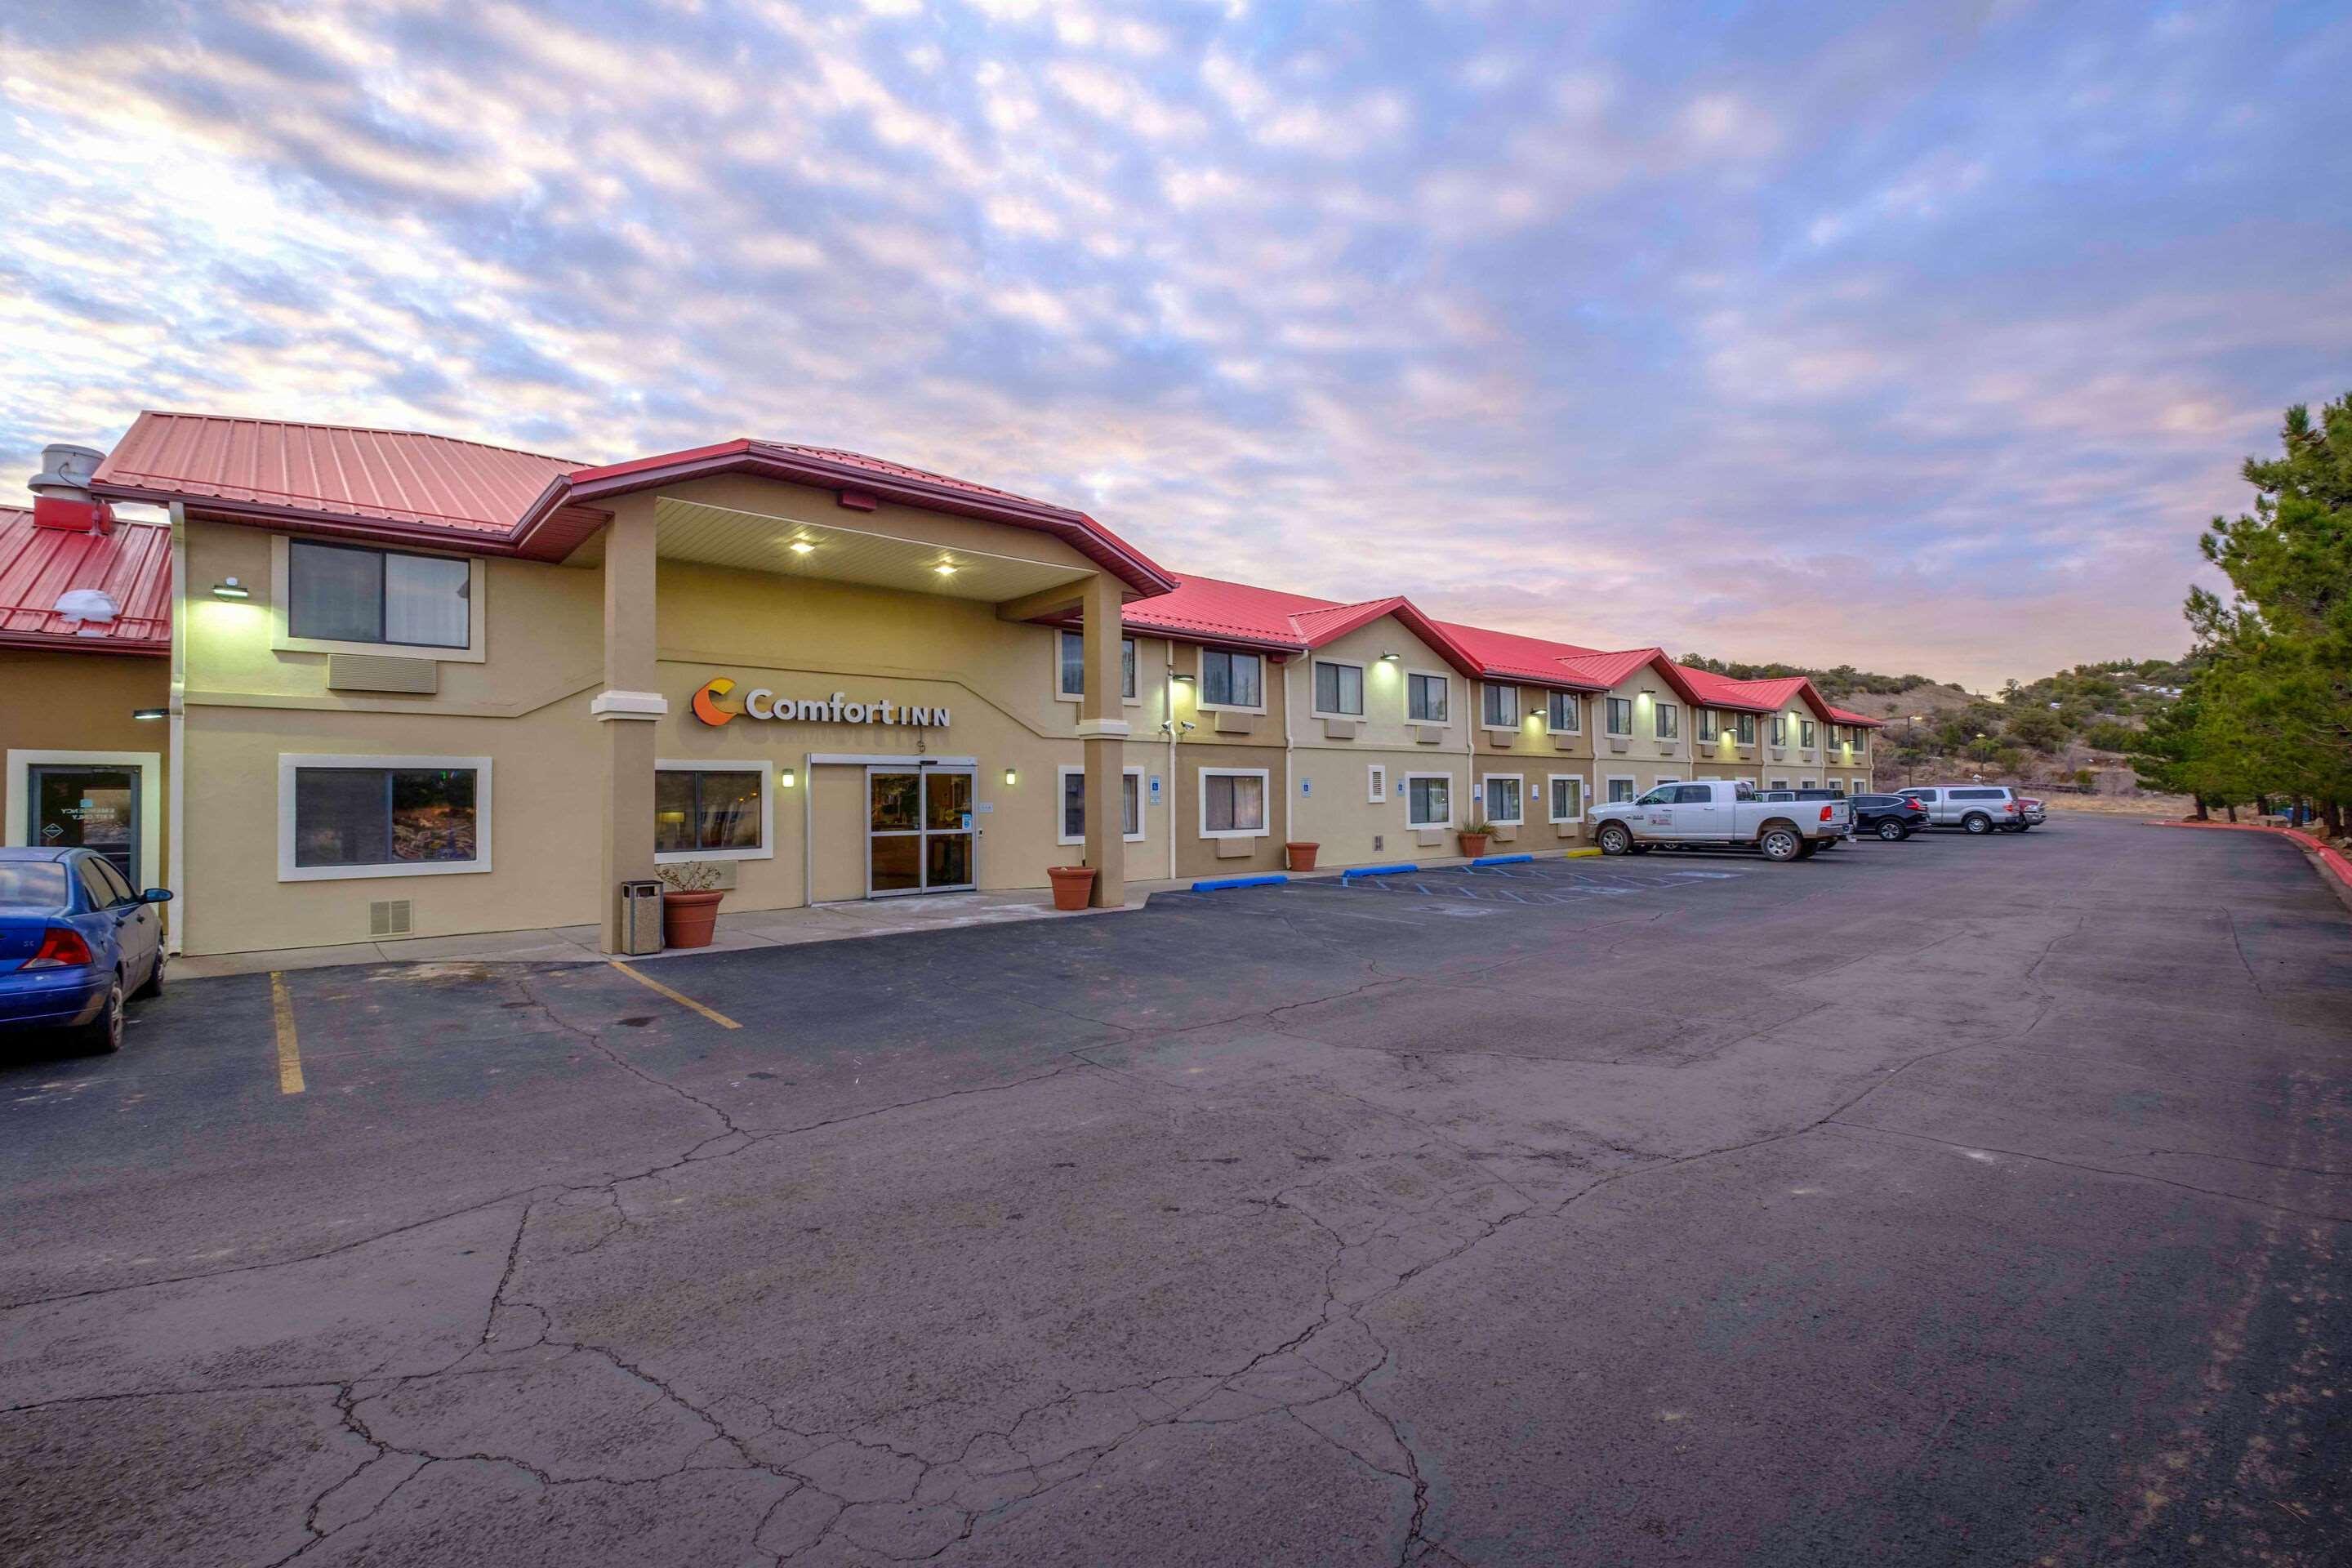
788;540;815;555
934;563;957;576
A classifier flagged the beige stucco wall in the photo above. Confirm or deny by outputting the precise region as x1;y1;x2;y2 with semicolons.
1588;665;1693;803
1286;618;1472;863
0;647;173;900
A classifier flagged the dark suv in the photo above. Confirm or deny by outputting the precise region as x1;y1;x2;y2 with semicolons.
1850;793;1930;840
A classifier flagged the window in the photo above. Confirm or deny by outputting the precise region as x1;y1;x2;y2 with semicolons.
1635;786;1675;806
287;540;470;648
1771;716;1787;746
1367;764;1388;804
1548;775;1585;822
1061;765;1147;844
1672;785;1713;804
656;768;764;856
1313;660;1365;716
1407;671;1449;724
1482;774;1523;825
0;861;69;906
1605;697;1633;736
1606;775;1637;804
1769;777;1790;790
1853;777;1869;795
1696;710;1719;743
1057;630;1137;701
1405;773;1451;827
1548;693;1580;733
1735;713;1757;745
1200;650;1263;709
1800;720;1817;748
1481;684;1518;727
280;755;490;881
1651;777;1682;788
1200;768;1267;836
1654;702;1680;741
1800;777;1817;790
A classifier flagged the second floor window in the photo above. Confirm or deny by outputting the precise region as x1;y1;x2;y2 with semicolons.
289;540;470;648
1058;630;1137;700
1606;697;1633;735
1481;684;1518;726
1735;713;1757;744
1548;693;1580;732
1313;660;1364;715
1407;672;1448;724
1696;710;1719;742
1800;720;1818;748
1654;702;1680;741
1201;649;1263;708
1771;716;1788;746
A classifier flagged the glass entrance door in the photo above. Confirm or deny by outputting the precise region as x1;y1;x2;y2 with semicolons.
866;766;977;897
29;765;140;884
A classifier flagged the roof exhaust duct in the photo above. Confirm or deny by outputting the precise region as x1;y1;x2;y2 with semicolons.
28;442;114;532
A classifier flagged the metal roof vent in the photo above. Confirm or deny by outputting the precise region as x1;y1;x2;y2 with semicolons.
29;442;114;533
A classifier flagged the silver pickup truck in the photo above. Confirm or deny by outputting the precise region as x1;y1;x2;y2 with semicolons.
1588;779;1852;862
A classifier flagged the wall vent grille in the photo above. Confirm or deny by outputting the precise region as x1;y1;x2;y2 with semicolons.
369;899;414;938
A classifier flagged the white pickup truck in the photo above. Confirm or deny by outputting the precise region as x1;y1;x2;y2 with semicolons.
1588;779;1851;862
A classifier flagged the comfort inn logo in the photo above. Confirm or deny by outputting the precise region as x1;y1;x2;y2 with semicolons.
689;677;950;729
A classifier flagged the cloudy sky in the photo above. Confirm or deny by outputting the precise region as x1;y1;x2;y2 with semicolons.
3;0;2346;688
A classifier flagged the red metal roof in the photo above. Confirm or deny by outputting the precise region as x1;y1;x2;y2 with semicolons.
1119;573;1338;648
1671;663;1785;714
93;412;580;533
1824;704;1884;728
1430;620;1612;688
0;506;171;654
92;412;1175;592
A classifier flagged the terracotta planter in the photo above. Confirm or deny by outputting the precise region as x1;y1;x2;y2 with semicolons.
1458;832;1490;858
660;889;724;948
1047;865;1097;911
1285;841;1321;872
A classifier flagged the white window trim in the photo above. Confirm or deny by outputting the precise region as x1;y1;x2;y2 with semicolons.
1800;777;1818;790
1651;777;1682;788
1052;629;1142;708
1058;764;1148;845
1853;777;1869;795
1404;668;1453;727
5;748;167;894
1695;710;1719;743
1769;777;1791;790
1653;702;1681;742
1366;764;1388;804
655;758;775;864
1402;771;1455;829
278;753;493;883
1196;766;1271;839
1480;683;1519;728
1546;773;1587;823
1604;697;1634;737
1194;650;1269;715
1602;773;1638;804
270;535;488;663
1308;657;1368;720
1548;693;1582;733
1479;772;1526;826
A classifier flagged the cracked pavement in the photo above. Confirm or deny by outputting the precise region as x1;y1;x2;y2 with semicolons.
2;817;2348;1566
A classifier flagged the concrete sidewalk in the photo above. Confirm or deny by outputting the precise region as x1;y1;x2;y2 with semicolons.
171;884;1175;978
169;846;1604;978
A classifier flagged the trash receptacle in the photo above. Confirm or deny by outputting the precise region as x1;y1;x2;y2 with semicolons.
618;880;665;956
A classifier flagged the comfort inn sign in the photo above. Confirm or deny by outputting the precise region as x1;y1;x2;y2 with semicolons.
690;677;950;728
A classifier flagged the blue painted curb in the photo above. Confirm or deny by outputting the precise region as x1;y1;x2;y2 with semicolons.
1341;863;1419;878
1469;853;1535;866
1190;873;1288;892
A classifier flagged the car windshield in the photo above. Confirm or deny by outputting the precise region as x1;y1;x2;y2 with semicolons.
0;862;71;907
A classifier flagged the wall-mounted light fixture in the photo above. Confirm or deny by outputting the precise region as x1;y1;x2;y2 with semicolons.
1379;651;1401;662
1003;768;1018;786
211;577;251;599
1170;671;1195;684
131;707;167;721
777;767;798;788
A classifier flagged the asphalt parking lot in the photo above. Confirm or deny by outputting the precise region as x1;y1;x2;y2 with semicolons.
2;816;2347;1566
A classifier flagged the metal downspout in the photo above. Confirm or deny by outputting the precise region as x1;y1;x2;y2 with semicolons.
165;501;188;954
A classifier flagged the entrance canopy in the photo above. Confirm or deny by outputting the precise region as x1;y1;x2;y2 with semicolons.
644;497;1094;604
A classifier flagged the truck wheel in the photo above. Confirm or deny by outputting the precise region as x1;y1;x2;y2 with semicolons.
1597;822;1633;856
1962;813;1993;835
1875;819;1905;841
1793;840;1820;859
1759;826;1802;862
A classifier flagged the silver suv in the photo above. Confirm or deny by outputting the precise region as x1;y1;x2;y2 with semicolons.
1898;785;2028;835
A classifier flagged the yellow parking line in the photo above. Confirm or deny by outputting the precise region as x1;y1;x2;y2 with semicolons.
607;960;741;1030
270;971;305;1094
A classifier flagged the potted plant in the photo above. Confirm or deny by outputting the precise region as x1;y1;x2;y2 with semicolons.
1046;861;1097;911
1285;841;1321;872
1458;813;1494;859
657;861;725;948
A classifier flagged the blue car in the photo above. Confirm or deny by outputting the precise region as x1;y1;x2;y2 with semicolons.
0;847;171;1054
